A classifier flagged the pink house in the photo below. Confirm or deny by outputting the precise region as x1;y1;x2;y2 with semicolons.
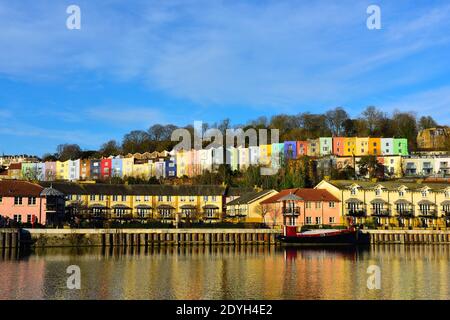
261;188;341;227
0;180;65;226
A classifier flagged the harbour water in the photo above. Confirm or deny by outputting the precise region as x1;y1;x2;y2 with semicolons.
1;245;449;300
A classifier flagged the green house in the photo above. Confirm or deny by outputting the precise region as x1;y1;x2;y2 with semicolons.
393;138;409;156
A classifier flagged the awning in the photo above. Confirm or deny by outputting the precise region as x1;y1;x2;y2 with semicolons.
418;200;436;206
370;199;388;204
89;204;109;209
203;204;219;209
394;199;412;205
111;204;131;210
441;200;450;206
157;204;175;210
135;204;152;209
345;198;363;203
180;204;197;209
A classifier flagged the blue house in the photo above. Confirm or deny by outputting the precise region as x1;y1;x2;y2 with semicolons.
111;158;123;178
284;141;297;160
165;156;177;178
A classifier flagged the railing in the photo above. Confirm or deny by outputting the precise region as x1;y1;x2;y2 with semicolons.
371;210;391;217
283;208;300;216
418;210;437;218
345;210;366;217
396;210;415;218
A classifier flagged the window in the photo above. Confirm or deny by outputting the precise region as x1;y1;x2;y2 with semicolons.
189;196;195;202
112;195;118;201
399;191;404;197
27;215;32;223
445;191;449;198
350;188;357;196
14;197;23;205
315;217;321;225
329;202;335;208
99;195;105;201
329;217;335;224
375;189;381;196
0;196;2;203
203;196;208;201
315;202;321;209
212;196;217;202
121;195;127;201
166;196;172;202
144;195;150;201
28;197;36;205
158;195;163;201
306;217;312;224
136;196;141;202
13;214;21;222
421;190;427;197
76;195;81;201
90;195;96;201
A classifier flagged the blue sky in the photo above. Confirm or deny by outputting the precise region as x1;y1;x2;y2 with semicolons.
1;0;450;156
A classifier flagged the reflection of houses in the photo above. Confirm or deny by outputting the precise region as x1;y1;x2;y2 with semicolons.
315;179;450;228
226;189;278;223
261;188;341;227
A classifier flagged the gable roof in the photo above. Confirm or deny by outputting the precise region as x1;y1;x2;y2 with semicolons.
227;189;276;206
0;180;44;197
261;188;339;204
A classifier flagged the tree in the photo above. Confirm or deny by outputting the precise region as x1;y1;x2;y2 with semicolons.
357;155;385;179
56;144;82;161
121;130;151;154
99;140;121;157
42;153;57;162
391;111;418;151
418;116;438;130
361;106;386;136
325;107;349;136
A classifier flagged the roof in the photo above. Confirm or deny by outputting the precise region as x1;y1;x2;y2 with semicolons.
227;189;276;206
39;182;227;196
324;180;450;192
261;188;339;204
224;186;256;197
0;180;44;197
8;163;22;170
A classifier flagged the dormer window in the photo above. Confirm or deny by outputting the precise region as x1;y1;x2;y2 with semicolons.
350;188;357;196
421;190;427;197
399;191;404;197
375;189;381;196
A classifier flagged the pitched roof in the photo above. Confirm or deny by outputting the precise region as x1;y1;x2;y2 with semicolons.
261;188;339;204
0;180;44;197
39;182;227;196
8;163;22;170
224;186;256;197
325;180;450;191
227;189;276;206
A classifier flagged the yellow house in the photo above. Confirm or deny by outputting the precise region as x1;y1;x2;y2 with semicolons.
380;156;403;178
259;144;272;166
343;137;356;156
226;189;278;223
121;157;134;178
315;179;450;229
355;137;369;156
368;138;381;156
56;183;227;224
176;149;189;177
132;162;150;179
56;160;70;180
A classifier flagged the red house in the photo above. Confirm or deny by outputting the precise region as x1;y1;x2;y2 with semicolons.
296;141;308;157
100;159;112;179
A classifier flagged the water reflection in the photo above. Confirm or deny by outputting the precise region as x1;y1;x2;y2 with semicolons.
0;245;449;300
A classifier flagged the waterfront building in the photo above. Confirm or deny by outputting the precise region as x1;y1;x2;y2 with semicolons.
42;182;227;224
111;158;123;178
393;138;409;156
332;137;345;156
80;159;90;180
368;138;381;156
36;162;45;181
319;137;333;156
100;158;112;179
307;139;320;157
212;147;224;170
284;141;297;160
381;138;394;155
379;156;403;178
226;189;278;223
297;141;308;156
238;147;250;171
0;155;39;166
259;144;272;167
44;161;56;181
356;137;369;156
261;188;341;227
343;137;356;156
68;159;80;181
315;179;450;228
56;160;70;180
122;157;134;178
90;159;101;180
417;127;450;150
0;180;65;226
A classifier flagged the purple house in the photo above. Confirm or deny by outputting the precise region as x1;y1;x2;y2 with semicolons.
284;141;297;160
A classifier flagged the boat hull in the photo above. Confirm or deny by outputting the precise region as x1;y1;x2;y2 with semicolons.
277;230;369;245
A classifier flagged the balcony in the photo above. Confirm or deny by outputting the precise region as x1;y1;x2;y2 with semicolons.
396;210;415;218
345;209;366;217
283;208;300;216
418;210;437;218
371;210;391;217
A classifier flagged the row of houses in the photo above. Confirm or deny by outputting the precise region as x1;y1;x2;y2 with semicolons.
0;136;409;181
1;179;449;229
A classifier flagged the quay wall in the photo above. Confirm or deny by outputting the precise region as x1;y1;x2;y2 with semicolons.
19;228;282;248
0;229;20;249
362;230;450;244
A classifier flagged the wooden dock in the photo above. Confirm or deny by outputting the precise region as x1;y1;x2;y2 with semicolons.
0;229;20;249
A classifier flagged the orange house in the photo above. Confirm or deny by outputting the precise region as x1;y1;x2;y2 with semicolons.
261;188;341;227
297;141;308;157
333;137;345;156
368;138;381;156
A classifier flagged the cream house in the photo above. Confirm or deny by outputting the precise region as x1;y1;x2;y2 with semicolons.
315;179;450;228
